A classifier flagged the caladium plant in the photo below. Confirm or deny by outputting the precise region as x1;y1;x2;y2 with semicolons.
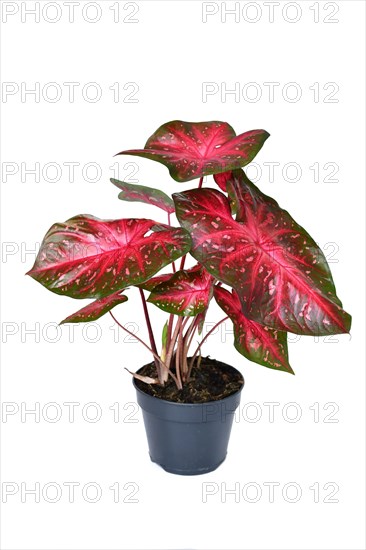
27;120;351;389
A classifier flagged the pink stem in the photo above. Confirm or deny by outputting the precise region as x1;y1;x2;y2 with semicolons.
139;288;161;380
174;317;184;389
189;316;229;371
165;316;189;372
179;255;186;271
166;314;174;351
182;316;199;380
165;316;181;373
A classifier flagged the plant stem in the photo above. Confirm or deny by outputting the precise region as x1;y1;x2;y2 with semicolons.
161;314;174;383
181;316;198;379
198;176;204;189
139;288;161;382
165;315;180;374
165;316;189;380
185;318;200;377
175;317;184;389
188;316;229;373
179;255;186;270
109;311;179;386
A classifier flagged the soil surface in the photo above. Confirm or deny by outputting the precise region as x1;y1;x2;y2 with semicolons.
134;357;244;404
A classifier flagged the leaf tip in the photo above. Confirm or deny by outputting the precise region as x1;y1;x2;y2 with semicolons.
345;312;352;334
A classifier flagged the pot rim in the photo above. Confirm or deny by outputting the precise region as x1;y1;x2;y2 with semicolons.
132;360;245;407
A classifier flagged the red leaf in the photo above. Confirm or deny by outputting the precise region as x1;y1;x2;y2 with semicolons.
214;170;239;215
137;273;173;291
60;291;128;324
214;171;232;192
173;171;351;336
27;215;191;299
214;286;293;373
147;266;214;316
117;120;269;182
111;178;175;214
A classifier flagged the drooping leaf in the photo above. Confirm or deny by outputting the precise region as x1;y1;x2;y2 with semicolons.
147;266;214;316
60;291;128;324
125;368;158;384
214;286;293;374
117;120;269;182
110;178;174;214
27;215;191;300
196;311;207;335
173;172;351;336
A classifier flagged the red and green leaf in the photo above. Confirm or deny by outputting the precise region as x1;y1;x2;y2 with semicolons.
173;171;351;336
60;291;128;324
213;171;232;192
147;266;214;316
214;171;239;215
117;120;269;182
137;273;173;291
196;311;207;335
111;178;174;214
27;215;191;300
214;286;292;373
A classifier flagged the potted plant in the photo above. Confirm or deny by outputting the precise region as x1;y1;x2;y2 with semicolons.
26;120;351;475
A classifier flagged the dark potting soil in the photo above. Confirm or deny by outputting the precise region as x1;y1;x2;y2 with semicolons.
134;357;244;404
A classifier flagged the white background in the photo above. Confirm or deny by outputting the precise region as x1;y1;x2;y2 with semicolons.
1;1;365;549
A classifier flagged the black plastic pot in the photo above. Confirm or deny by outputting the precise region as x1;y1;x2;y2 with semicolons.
133;360;244;476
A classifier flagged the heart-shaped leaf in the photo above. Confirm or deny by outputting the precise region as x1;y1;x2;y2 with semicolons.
27;215;191;299
111;178;174;214
147;266;214;316
214;286;293;373
60;291;128;324
173;172;351;336
117;120;269;182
